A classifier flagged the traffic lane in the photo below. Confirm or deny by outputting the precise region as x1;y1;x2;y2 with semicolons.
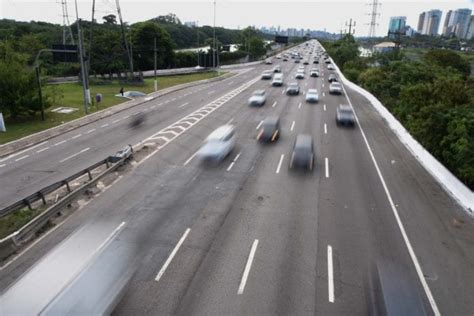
173;107;323;315
344;86;474;314
0;69;269;206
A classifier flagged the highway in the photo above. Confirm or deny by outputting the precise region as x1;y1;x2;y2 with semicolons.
0;40;473;315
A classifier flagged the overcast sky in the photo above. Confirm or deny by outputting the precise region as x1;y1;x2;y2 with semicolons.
1;0;473;37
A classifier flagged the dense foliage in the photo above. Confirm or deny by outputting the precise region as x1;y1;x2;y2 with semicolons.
323;36;474;189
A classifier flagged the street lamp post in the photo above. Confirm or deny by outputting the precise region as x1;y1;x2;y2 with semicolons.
212;0;216;71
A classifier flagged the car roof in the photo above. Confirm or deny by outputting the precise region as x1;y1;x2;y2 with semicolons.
207;125;235;140
331;82;341;86
339;104;352;111
263;116;280;126
295;134;313;149
307;89;318;93
253;89;265;95
289;82;299;86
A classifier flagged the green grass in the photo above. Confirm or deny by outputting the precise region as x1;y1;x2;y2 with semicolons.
0;71;221;144
0;207;44;239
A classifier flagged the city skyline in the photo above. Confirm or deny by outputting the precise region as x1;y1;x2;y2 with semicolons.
0;0;472;37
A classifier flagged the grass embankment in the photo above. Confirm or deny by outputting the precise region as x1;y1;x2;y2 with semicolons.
0;71;221;144
0;207;44;239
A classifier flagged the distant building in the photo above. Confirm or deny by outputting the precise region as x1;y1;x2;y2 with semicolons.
184;21;198;27
452;8;472;39
467;15;474;40
388;16;406;37
422;10;442;36
442;10;453;36
373;42;396;53
417;12;426;33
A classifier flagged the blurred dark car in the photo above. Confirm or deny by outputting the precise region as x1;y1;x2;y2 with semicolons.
256;117;280;143
289;134;314;171
336;105;355;127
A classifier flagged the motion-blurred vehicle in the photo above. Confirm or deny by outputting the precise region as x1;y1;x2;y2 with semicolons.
329;82;343;95
273;65;282;73
313;59;319;64
303;60;309;65
305;89;319;103
295;71;305;79
261;70;273;80
256;117;280;143
328;64;335;70
289;134;314;171
294;59;300;63
129;112;146;128
197;125;236;163
276;54;282;59
248;90;266;106
328;74;338;82
286;82;300;95
336;104;355;127
272;73;284;86
265;58;273;64
283;57;288;61
325;59;331;64
310;69;319;77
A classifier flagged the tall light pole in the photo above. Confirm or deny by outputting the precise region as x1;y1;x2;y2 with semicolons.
213;0;216;71
74;0;90;113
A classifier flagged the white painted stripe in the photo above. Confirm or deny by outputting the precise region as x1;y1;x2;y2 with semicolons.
281;89;285;95
237;239;259;295
184;150;199;166
276;154;284;174
179;102;189;108
322;83;325;88
171;98;176;101
328;245;334;303
207;90;215;94
86;128;96;134
150;105;156;109
226;162;235;171
0;164;6;168
112;119;121;124
60;147;90;163
155;228;191;282
0;141;48;163
71;133;82;140
15;155;29;162
36;147;49;153
340;82;441;316
228;81;234;85
256;120;263;130
100;123;109;128
96;221;126;256
323;92;326;97
226;117;234;125
54;140;67;146
324;123;327;134
290;121;295;131
325;157;329;178
272;101;277;108
298;102;302;109
324;104;326;111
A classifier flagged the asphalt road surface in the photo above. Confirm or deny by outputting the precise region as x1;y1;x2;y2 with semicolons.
1;41;473;316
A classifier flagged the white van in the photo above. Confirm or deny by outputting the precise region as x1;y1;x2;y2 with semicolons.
272;73;284;86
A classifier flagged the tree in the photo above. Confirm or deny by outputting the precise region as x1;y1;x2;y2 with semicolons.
423;49;470;77
248;37;266;59
103;14;117;25
154;13;181;25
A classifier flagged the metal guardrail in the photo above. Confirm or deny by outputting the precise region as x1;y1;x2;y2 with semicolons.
0;145;133;262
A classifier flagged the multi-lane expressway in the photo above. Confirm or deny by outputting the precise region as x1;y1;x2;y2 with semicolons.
0;40;473;315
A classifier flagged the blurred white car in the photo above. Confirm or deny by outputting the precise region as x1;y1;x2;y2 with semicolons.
329;82;343;95
305;89;319;103
295;70;305;79
248;90;266;106
261;70;273;80
327;64;335;70
265;58;273;64
197;125;236;163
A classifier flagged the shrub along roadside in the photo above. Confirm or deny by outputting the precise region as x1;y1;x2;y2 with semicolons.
322;36;474;189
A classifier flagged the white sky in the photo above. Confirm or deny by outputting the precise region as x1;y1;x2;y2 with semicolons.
0;0;473;37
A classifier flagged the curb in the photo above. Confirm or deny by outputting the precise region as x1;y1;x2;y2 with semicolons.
0;71;235;158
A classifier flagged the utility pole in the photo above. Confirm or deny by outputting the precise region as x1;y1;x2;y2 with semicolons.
88;0;96;74
196;23;200;67
154;37;158;92
75;0;90;113
212;0;216;71
116;0;134;79
346;18;356;35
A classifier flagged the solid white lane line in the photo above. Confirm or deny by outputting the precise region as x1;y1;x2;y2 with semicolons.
155;228;191;282
290;121;295;131
256;120;263;130
54;140;67;146
15;155;29;162
272;101;277;108
179;102;189;108
340;82;441;316
86;128;96;134
71;133;82;140
0;141;48;163
276;154;284;174
298;102;302;109
100;123;109;128
36;147;49;153
60;147;90;163
324;104;327;111
184;150;199;166
325;157;329;178
324;123;327;134
328;245;335;303
237;239;259;295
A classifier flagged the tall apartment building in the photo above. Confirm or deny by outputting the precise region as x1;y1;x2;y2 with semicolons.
417;12;426;33
388;16;406;37
422;10;442;36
